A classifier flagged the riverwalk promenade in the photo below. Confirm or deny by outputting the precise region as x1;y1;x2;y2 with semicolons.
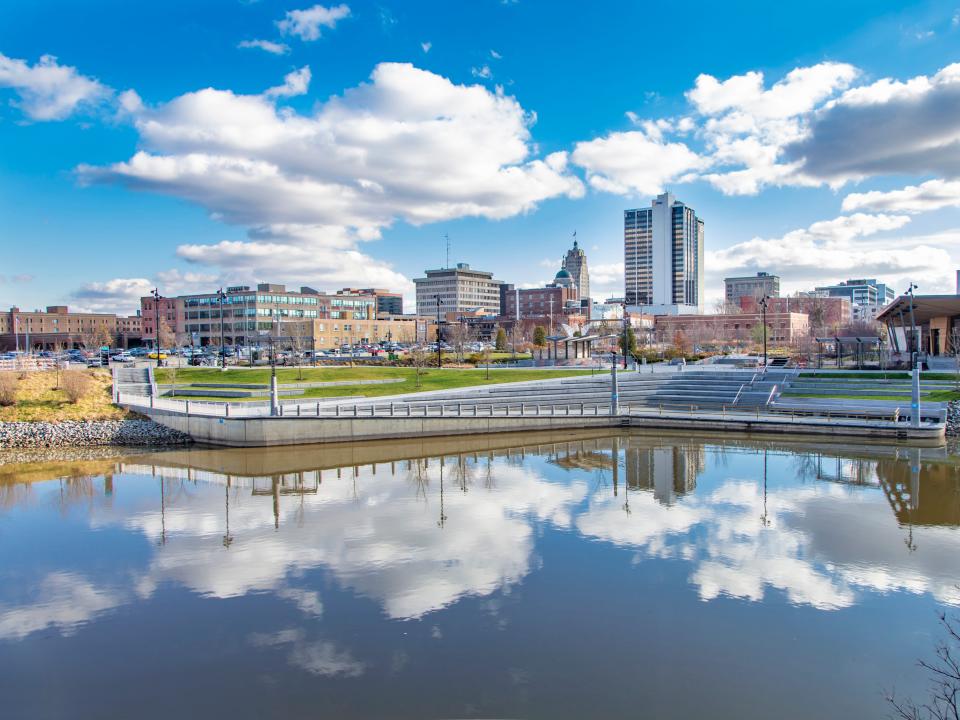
116;368;947;447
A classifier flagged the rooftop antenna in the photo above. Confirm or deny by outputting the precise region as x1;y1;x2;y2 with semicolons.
445;233;451;269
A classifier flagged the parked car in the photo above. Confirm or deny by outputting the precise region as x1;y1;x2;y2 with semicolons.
668;357;686;366
85;357;103;368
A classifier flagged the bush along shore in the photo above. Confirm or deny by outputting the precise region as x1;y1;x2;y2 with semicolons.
0;419;192;448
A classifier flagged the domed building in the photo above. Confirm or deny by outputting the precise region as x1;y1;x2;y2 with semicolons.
552;267;576;293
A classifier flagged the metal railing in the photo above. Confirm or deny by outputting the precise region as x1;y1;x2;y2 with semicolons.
115;391;944;429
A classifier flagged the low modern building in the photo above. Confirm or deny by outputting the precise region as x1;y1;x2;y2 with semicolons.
338;288;403;316
877;294;960;359
724;272;780;304
414;263;503;317
654;311;810;347
739;295;850;333
0;305;124;351
141;284;432;350
814;278;895;321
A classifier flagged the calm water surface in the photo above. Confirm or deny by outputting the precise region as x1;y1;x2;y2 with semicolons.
1;431;958;719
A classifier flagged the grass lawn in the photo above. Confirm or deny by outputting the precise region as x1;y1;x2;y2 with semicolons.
784;390;960;401
155;366;598;400
799;371;960;381
0;370;130;422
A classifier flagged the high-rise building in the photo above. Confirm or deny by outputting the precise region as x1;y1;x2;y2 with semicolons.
724;272;780;304
624;192;704;314
562;238;590;303
414;263;503;317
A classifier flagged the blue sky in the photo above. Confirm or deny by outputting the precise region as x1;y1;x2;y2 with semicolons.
2;0;960;314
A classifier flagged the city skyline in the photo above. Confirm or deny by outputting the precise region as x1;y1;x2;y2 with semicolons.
3;0;960;315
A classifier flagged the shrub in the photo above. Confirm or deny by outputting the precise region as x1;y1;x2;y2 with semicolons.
0;372;18;406
60;370;93;404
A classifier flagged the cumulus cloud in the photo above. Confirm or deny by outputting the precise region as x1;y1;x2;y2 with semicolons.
238;39;290;55
70;271;218;314
0;52;111;120
571;62;859;196
77;62;582;290
786;63;960;182
571;129;706;195
842;179;960;213
691;62;859;194
277;3;350;41
263;65;311;99
706;212;958;296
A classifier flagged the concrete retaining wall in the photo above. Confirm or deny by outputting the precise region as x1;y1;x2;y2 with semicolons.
141;409;944;448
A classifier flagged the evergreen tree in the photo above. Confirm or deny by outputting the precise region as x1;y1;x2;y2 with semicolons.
495;327;508;352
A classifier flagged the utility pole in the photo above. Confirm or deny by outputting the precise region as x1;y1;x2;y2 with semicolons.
151;288;163;367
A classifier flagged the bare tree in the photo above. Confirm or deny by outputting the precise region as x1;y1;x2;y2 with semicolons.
288;322;313;381
408;347;432;388
887;612;960;720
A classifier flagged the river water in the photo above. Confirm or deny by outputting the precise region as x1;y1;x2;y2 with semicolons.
1;431;958;719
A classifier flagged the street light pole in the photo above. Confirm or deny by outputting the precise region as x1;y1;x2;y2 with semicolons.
759;295;770;370
907;283;921;428
217;288;226;371
621;302;629;369
435;294;443;368
151;288;162;368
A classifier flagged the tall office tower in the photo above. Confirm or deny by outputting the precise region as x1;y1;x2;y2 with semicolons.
624;192;704;314
562;238;590;304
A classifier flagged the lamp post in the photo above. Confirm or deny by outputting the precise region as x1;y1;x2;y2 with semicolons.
907;283;920;428
434;295;443;368
758;295;770;370
217;288;226;371
151;288;163;367
621;302;629;369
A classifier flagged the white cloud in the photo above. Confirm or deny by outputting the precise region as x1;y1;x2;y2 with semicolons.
420;41;432;53
0;52;111;121
706;212;958;296
571;129;706;195
842;179;960;213
78;62;582;296
263;65;311;99
571;62;858;196
238;39;291;55
490;49;502;60
471;65;493;80
277;3;350;41
786;62;960;182
690;62;859;195
70;271;218;315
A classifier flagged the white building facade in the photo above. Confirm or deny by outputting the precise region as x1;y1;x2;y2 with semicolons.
624;192;704;315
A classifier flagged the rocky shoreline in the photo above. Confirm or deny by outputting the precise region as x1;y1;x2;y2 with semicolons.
0;419;192;448
947;400;960;437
